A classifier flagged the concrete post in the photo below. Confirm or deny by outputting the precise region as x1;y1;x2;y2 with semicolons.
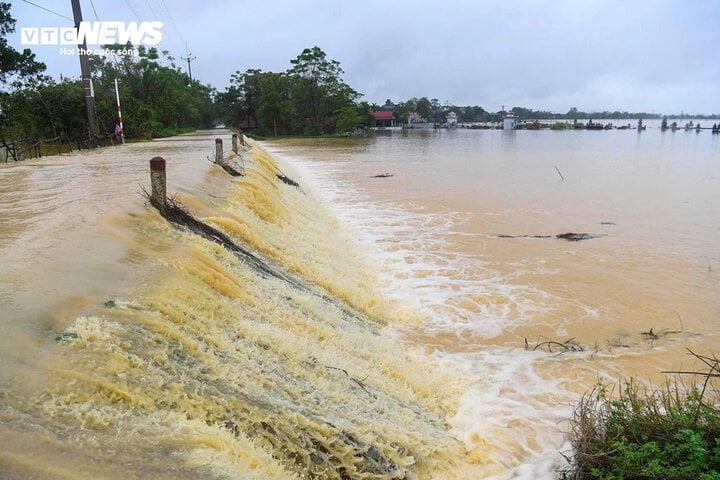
232;134;238;153
150;156;167;212
215;138;223;163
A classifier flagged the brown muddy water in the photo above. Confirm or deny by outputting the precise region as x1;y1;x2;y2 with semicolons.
265;126;720;477
0;127;718;479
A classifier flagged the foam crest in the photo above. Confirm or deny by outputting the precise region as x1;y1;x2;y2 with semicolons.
267;148;582;344
266;145;589;478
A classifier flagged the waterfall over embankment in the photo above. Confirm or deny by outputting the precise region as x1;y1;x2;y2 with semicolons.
0;133;463;479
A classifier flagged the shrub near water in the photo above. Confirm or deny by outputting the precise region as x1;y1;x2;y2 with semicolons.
566;373;720;480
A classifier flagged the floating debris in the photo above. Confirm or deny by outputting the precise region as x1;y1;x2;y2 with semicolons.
496;232;605;241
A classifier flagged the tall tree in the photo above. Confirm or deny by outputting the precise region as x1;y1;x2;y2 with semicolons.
288;46;358;135
255;73;293;136
223;68;265;128
0;2;46;88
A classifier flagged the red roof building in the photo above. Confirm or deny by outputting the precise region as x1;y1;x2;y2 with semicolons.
371;110;396;128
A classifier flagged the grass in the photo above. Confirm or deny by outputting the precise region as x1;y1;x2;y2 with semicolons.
564;351;720;479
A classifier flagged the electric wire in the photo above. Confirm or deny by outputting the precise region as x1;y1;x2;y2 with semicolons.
87;0;100;21
123;0;142;22
156;0;186;45
137;0;188;63
20;0;73;22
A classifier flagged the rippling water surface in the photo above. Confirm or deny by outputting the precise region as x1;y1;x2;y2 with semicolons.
266;126;720;476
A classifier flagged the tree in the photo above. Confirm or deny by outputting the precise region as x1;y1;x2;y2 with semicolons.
222;68;265;129
335;102;373;134
288;46;358;135
256;73;293;136
0;2;47;88
89;44;215;138
415;97;432;121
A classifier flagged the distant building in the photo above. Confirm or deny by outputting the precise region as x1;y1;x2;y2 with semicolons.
406;112;434;128
503;114;517;130
371;110;396;128
446;111;458;127
408;112;425;124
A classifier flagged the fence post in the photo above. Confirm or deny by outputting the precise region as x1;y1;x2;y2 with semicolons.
232;134;238;153
215;138;223;163
150;156;167;212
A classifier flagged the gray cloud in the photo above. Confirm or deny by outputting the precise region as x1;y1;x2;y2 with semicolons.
8;0;720;114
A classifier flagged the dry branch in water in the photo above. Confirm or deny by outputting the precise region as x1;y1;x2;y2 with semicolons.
525;336;584;354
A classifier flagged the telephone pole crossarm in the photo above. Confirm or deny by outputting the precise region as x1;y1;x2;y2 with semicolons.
181;54;196;85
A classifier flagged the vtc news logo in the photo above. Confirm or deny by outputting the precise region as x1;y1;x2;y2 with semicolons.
21;21;164;46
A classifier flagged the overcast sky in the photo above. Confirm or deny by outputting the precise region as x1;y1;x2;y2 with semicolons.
7;0;720;114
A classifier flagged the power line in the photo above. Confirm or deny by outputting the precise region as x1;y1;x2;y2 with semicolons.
144;0;160;22
87;0;100;21
21;0;73;22
157;0;186;45
123;0;142;22
145;0;185;58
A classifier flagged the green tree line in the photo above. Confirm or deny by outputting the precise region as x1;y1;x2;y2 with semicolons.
3;1;716;145
1;46;215;141
214;46;373;137
1;2;215;142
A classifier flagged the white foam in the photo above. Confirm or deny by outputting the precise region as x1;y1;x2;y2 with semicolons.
265;144;583;477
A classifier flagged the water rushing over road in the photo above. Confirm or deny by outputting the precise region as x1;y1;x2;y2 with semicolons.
1;132;462;479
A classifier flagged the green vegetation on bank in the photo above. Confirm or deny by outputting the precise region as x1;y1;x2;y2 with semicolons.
565;354;720;480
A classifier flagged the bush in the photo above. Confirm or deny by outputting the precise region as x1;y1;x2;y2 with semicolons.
564;353;720;479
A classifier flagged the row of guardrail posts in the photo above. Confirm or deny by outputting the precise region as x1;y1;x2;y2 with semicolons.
151;132;244;212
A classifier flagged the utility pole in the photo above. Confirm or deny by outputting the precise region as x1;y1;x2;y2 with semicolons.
70;0;100;140
114;78;125;144
181;43;196;85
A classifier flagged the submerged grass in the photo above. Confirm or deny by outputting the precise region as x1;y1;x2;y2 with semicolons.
564;352;720;479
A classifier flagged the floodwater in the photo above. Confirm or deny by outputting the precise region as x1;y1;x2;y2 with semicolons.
0;127;718;479
265;126;720;477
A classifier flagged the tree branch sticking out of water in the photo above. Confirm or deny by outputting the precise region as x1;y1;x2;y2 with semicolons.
554;164;565;181
524;336;584;354
140;186;297;285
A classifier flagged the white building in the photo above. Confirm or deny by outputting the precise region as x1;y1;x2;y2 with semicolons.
502;114;517;130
